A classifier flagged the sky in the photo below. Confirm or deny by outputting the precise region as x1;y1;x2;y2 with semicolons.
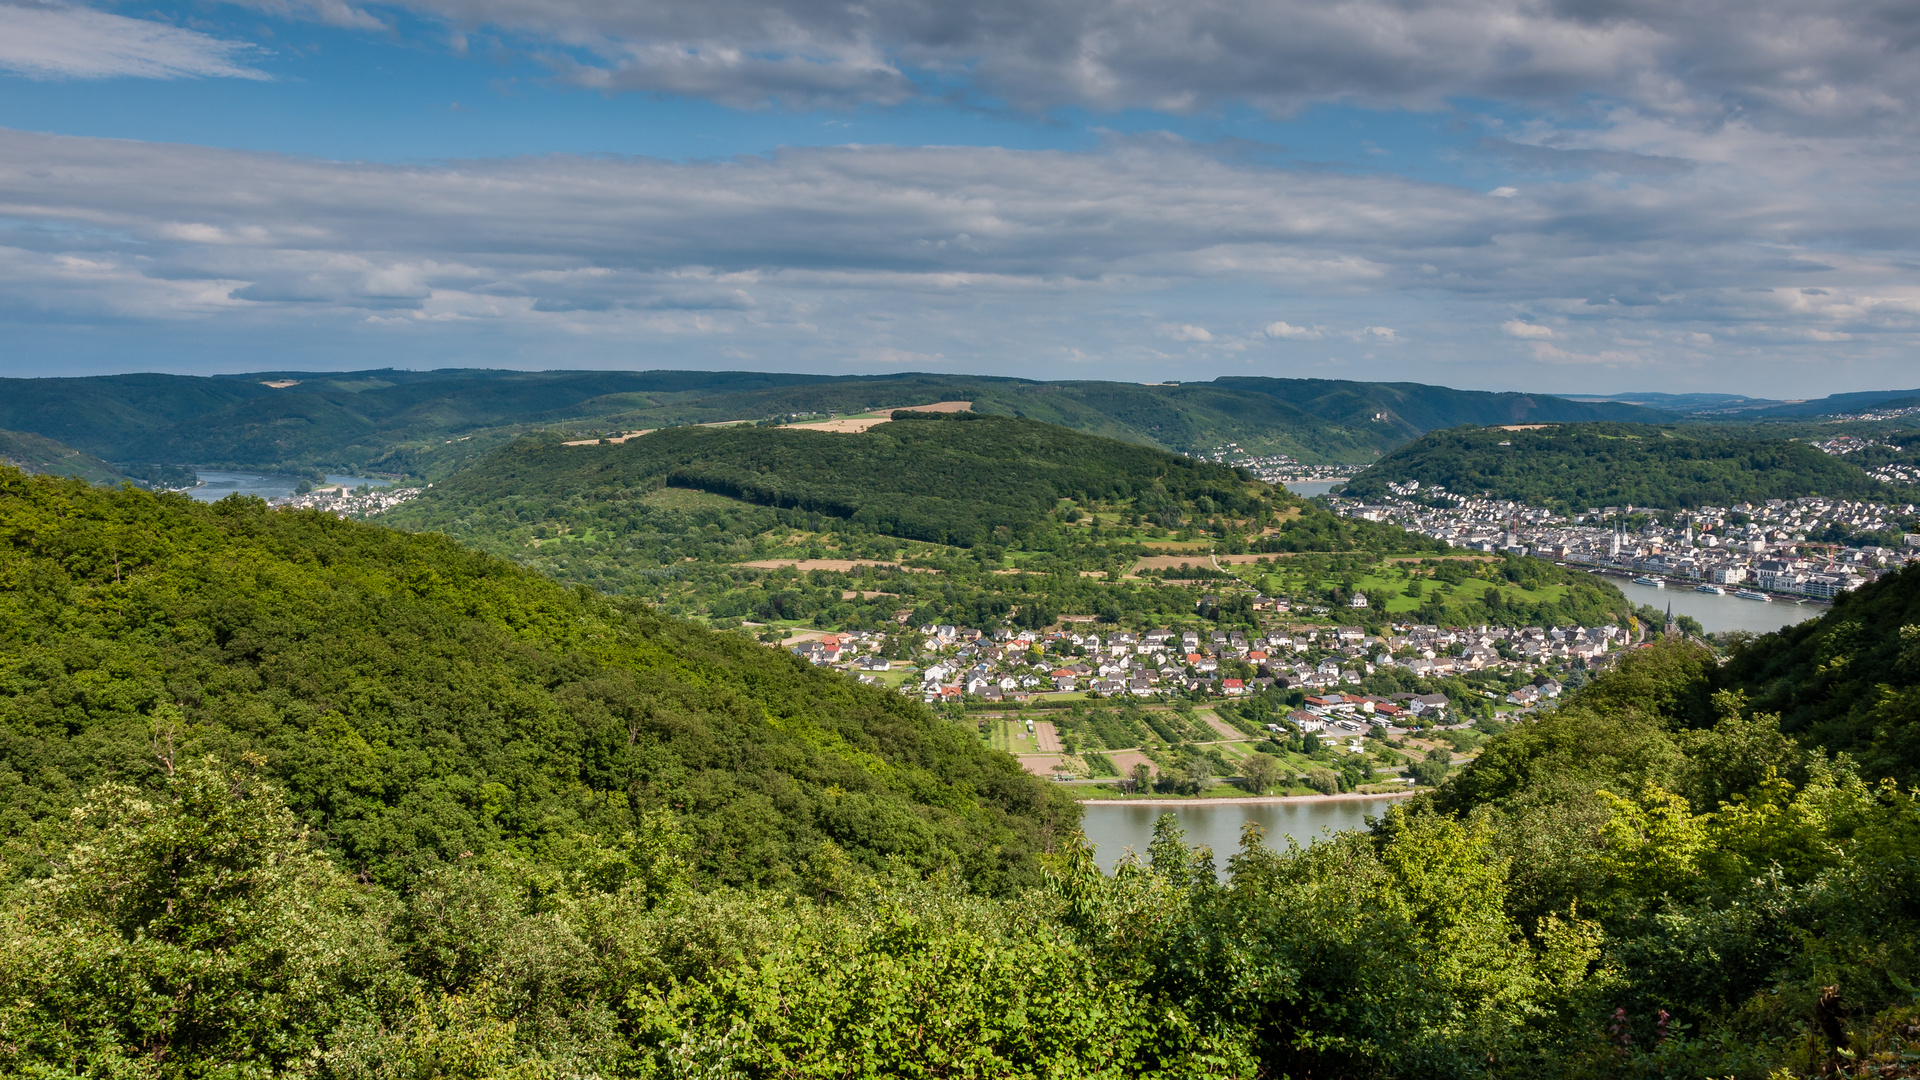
1;0;1918;396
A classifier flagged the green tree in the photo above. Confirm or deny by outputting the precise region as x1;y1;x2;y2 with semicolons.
1241;754;1279;794
0;758;408;1079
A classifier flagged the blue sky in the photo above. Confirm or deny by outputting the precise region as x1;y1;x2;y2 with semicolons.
2;0;1917;395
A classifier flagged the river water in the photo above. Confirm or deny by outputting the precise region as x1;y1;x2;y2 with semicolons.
186;471;395;503
1079;796;1405;875
1606;575;1821;635
1283;480;1345;498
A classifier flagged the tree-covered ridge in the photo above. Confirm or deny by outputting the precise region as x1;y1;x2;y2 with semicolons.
1713;561;1920;785
0;428;135;487
0;467;1075;893
383;413;1462;632
408;412;1264;548
0;368;1668;478
1343;422;1902;510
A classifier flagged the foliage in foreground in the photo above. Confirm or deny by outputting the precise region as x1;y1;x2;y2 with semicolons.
5;725;1916;1080
0;468;1073;893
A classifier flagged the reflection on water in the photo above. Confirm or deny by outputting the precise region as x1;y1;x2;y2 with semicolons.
185;471;394;503
1283;480;1344;498
1079;797;1406;876
1607;575;1820;635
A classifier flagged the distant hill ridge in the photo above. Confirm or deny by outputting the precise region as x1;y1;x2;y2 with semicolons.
0;369;1668;477
0;429;131;486
1342;422;1903;510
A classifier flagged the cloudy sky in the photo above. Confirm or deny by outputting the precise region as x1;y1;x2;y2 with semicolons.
1;0;1917;394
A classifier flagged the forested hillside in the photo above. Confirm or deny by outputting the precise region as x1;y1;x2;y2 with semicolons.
0;467;1075;893
384;413;1472;632
6;632;1917;1078
1344;423;1900;509
409;412;1263;548
0;428;135;487
1714;563;1920;784
0;368;1667;477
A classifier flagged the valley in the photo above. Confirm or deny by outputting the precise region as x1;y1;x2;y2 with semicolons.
2;377;1919;1080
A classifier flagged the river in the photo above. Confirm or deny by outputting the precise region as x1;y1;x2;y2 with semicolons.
185;471;396;503
1078;796;1405;876
1605;575;1821;635
1283;480;1346;498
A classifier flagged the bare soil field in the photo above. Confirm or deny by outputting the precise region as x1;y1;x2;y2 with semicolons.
1016;755;1066;778
1033;721;1062;753
786;401;974;434
1104;750;1158;778
1201;714;1246;741
787;416;894;433
562;429;655;446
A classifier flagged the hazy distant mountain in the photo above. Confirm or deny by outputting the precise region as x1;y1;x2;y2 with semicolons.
1569;388;1920;418
1562;392;1783;413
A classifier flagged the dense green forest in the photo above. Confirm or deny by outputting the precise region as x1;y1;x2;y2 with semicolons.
5;466;1920;1077
1712;562;1920;785
1343;423;1906;510
0;368;1665;477
0;468;1075;893
384;415;1500;632
411;413;1265;549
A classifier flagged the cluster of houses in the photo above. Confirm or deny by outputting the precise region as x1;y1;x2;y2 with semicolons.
286;482;423;517
1334;491;1916;599
786;618;1615;714
1197;444;1348;487
1280;689;1457;736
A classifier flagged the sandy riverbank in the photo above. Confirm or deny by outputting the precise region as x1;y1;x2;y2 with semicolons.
1076;790;1418;807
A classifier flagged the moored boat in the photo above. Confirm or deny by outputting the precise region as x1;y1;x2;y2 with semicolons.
1734;589;1771;602
1632;575;1663;588
1695;584;1725;595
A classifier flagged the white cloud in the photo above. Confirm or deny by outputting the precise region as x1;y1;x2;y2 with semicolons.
226;0;1920;136
1264;320;1322;339
0;128;1917;387
1160;323;1214;342
0;2;270;80
1488;187;1518;198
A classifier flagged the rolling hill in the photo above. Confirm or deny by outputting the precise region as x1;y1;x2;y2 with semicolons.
1341;422;1901;510
0;429;135;486
0;368;1669;477
0;465;1075;893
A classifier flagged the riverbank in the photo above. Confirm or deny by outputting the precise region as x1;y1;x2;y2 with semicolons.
1077;790;1418;807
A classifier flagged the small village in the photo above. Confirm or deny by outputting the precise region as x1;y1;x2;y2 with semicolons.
277;481;424;516
788;615;1624;716
1328;488;1917;599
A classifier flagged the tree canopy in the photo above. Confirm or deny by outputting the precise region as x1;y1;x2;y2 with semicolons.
0;467;1075;893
